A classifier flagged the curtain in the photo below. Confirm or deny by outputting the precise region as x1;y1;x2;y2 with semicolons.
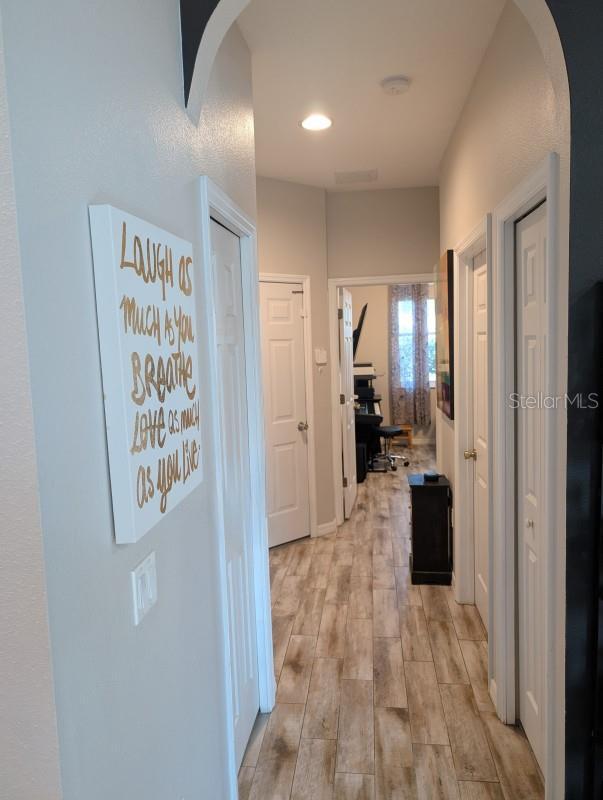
389;283;431;426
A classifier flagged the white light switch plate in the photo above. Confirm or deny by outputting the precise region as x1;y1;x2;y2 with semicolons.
131;551;157;625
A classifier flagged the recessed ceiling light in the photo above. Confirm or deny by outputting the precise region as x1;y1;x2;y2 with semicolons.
300;113;332;131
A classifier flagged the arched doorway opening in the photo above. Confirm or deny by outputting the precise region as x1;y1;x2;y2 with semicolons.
187;2;572;797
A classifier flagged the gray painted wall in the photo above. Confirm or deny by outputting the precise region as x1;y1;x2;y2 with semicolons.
0;0;256;796
0;9;62;797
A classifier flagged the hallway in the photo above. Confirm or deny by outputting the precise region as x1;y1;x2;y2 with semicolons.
238;448;544;799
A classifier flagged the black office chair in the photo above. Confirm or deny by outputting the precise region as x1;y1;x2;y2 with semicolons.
371;425;410;471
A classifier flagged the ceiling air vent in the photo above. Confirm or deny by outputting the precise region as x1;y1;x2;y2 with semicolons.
334;169;378;186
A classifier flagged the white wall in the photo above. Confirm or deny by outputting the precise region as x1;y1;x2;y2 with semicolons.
0;1;256;796
437;0;570;493
327;187;440;278
256;177;335;526
0;9;62;797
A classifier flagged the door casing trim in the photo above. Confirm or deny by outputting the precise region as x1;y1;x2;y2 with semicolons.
198;176;275;800
259;272;318;539
452;216;492;610
490;153;564;798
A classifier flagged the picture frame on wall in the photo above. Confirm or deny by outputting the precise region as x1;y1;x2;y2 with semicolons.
436;249;454;420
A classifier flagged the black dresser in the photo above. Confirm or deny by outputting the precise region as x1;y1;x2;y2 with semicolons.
408;473;452;585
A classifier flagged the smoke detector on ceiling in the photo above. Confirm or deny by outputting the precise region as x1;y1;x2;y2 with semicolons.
380;75;411;95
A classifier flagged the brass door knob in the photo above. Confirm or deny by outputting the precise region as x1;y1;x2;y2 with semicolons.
298;421;309;431
464;449;477;460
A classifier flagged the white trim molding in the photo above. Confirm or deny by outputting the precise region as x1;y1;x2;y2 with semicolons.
452;217;492;607
198;177;275;800
317;518;337;537
328;272;435;525
259;273;319;539
490;153;564;798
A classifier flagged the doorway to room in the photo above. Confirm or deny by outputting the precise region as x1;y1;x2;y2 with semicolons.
329;274;437;525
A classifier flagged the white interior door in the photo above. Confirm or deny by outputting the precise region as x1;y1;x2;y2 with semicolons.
211;218;259;769
472;251;489;630
516;201;547;772
260;281;310;547
339;288;357;518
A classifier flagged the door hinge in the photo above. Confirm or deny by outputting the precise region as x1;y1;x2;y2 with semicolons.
338;308;343;319
340;393;345;404
343;477;348;488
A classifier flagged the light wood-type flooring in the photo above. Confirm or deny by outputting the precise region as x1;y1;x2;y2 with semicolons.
239;446;544;800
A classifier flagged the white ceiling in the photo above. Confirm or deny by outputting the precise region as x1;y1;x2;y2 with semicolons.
237;0;505;190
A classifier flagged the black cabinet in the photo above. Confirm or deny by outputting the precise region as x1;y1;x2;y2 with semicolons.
408;474;452;585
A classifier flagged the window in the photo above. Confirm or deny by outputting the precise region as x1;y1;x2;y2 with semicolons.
427;297;436;386
396;296;436;387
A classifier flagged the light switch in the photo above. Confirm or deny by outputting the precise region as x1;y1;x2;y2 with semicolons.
315;347;328;366
131;551;157;625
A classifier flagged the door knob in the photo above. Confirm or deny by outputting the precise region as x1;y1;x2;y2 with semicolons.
463;449;477;460
298;421;309;431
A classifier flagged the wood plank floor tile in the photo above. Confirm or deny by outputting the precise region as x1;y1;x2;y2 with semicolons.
336;679;375;774
293;587;326;636
272;614;294;679
446;595;486;640
413;743;460;800
420;585;452;622
314;535;336;556
317;603;348;658
458;781;505;800
428;621;470;684
395;567;422;606
352;544;374;577
373;528;393;557
405;661;449;745
399;605;432;662
374;637;407;708
332;539;355;568
392;536;411;568
238;766;255;800
302;658;342;740
276;634;316;704
291;738;336;800
375;707;416;799
308;553;334;589
373;589;399;636
373;554;396;590
250;703;305;800
343;617;374;680
349;575;373;619
242;712;270;767
270;565;289;603
459;640;494;712
272;575;305;617
480;712;544;800
286;539;315;577
334;772;375;800
440;684;497;782
326;564;352;604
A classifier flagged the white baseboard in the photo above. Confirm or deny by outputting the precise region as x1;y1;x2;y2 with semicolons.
316;518;337;537
411;437;436;446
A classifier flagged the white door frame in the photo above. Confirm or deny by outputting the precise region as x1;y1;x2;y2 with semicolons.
452;216;492;608
328;272;435;526
259;273;318;539
198;177;275;800
490;153;564;798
